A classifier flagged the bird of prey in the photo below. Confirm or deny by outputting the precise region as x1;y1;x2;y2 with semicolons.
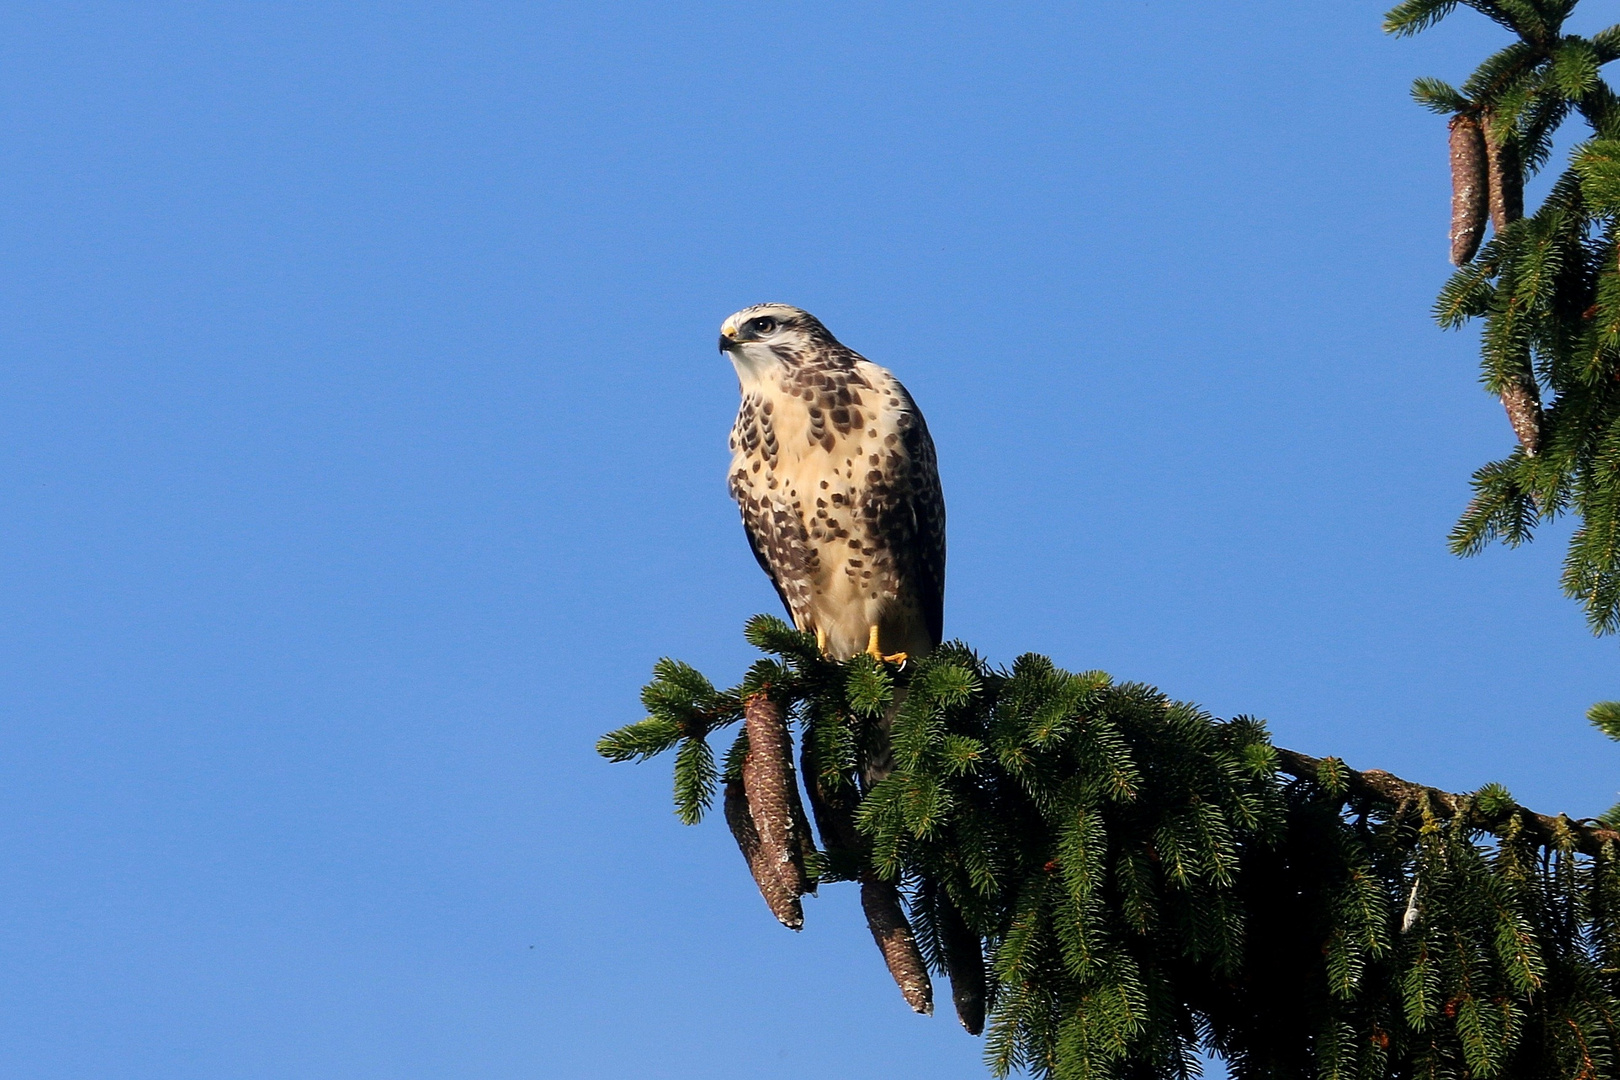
720;304;945;665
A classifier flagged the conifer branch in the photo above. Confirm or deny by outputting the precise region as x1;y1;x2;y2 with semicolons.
604;621;1620;1080
1273;747;1619;855
1392;0;1620;622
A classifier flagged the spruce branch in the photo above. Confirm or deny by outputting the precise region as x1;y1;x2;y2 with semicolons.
1273;747;1620;856
1413;77;1471;114
1595;24;1620;65
1385;0;1461;38
1391;0;1620;626
604;622;1620;1079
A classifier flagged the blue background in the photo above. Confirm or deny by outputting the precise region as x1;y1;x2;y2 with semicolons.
2;3;1615;1077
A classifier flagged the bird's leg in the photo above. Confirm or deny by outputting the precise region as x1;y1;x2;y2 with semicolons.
866;625;907;666
816;626;828;656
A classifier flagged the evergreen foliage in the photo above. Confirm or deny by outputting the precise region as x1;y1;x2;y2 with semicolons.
1395;0;1620;633
601;618;1620;1080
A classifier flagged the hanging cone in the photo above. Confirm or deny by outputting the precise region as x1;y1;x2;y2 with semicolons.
1450;113;1488;265
786;774;817;886
724;778;804;930
861;876;933;1014
741;693;814;911
1480;110;1540;455
800;712;930;1013
938;895;986;1035
1500;378;1543;456
1483;111;1523;232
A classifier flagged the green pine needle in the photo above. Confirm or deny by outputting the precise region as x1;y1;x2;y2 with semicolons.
596;716;684;762
1383;0;1460;38
1589;700;1620;740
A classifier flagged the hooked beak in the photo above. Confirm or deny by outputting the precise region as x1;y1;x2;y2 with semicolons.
718;324;737;353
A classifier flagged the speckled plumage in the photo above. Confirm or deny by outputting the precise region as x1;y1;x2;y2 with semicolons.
720;304;945;662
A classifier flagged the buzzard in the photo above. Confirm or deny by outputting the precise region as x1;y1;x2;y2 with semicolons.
720;304;945;666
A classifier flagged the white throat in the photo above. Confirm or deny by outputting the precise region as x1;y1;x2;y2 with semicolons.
727;342;786;391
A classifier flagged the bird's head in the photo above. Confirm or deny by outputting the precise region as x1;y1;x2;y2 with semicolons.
718;304;838;379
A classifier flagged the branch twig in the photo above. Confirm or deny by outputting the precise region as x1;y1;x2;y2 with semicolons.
1275;748;1619;857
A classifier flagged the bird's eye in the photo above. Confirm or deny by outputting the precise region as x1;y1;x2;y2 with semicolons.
750;317;778;335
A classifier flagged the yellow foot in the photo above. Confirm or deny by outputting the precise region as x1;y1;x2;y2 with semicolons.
816;626;828;656
865;625;907;665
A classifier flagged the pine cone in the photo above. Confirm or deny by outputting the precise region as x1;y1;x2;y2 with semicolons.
1478;111;1538;454
787;777;816;886
1483;110;1522;232
1499;378;1542;456
939;896;986;1035
741;693;814;913
1450;113;1488;265
861;876;933;1015
724;778;804;930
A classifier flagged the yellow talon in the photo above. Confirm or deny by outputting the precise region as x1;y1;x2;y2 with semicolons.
816;626;828;656
866;625;907;665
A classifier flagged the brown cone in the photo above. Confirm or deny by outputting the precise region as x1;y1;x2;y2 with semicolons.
724;778;804;930
786;772;817;887
741;693;814;912
1479;111;1541;455
938;896;987;1035
1450;113;1488;265
861;876;933;1015
1483;111;1523;232
1500;378;1543;456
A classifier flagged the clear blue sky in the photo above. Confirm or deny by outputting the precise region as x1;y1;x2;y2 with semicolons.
2;3;1615;1077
